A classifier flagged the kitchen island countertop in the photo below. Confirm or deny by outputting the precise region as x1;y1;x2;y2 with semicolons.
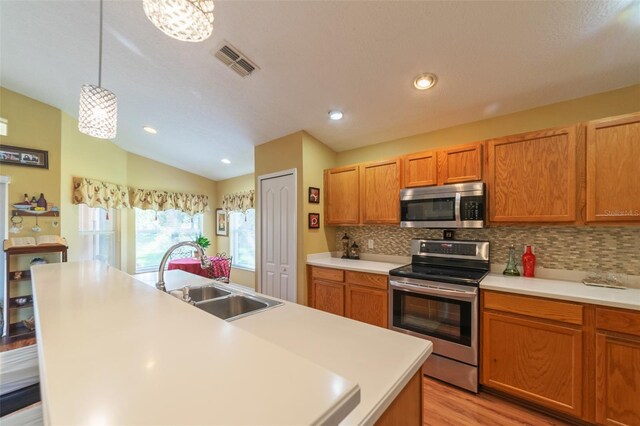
32;262;430;425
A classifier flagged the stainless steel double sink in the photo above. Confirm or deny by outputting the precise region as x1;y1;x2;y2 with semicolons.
185;283;282;321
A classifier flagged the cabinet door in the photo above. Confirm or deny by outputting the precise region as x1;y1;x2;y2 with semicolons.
404;151;437;188
312;280;345;316
487;126;577;222
595;333;640;426
586;112;640;223
324;165;360;225
437;142;483;185
481;311;583;418
346;284;387;328
360;159;401;224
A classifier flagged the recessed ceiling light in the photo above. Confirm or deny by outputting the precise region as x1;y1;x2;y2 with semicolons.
328;110;344;121
413;73;437;90
143;126;157;134
221;158;231;164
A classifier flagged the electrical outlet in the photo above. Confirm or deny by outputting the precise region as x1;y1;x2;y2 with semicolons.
368;239;374;249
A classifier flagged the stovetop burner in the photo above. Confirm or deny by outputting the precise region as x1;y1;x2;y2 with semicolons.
389;239;490;286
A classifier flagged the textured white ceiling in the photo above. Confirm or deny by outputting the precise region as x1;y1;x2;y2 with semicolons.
1;1;639;181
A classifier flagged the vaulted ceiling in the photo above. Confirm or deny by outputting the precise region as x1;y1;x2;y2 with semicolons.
1;1;638;180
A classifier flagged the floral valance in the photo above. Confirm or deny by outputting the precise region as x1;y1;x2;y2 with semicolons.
222;190;254;213
130;188;209;215
72;177;131;210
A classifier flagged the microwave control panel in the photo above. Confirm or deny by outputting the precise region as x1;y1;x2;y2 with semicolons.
461;196;484;221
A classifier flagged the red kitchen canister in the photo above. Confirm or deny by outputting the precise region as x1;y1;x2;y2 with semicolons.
522;245;536;277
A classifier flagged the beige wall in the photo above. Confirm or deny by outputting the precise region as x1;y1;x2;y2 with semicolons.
0;87;61;238
337;84;640;166
254;132;305;303
60;112;129;268
215;173;255;289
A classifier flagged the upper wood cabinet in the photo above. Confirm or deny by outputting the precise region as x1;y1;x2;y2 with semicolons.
325;159;401;225
437;142;483;185
404;150;437;187
403;142;483;188
360;159;401;224
586;112;640;223
487;126;577;223
324;165;360;225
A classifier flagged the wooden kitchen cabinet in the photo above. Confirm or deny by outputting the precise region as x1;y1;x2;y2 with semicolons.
403;142;482;188
586;112;640;224
437;142;483;185
360;159;401;224
324;165;360;225
481;291;584;418
404;150;437;187
308;266;388;328
487;126;577;223
595;307;640;426
325;159;401;225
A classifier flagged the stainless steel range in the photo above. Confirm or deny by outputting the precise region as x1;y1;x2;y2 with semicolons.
388;239;490;393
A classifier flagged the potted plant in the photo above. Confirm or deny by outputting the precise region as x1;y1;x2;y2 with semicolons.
193;234;211;259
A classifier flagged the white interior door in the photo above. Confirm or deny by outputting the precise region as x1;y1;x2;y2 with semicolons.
259;170;296;302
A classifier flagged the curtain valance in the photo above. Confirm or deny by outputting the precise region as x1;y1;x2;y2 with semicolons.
222;190;254;213
72;177;131;210
130;188;209;215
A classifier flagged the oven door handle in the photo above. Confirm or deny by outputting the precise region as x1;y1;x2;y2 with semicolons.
390;281;477;300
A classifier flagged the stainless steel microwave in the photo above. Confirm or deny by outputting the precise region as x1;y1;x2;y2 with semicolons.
400;182;485;228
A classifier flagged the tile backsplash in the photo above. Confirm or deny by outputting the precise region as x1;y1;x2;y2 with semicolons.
336;226;640;276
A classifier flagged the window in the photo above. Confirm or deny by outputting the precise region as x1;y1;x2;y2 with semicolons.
78;205;119;267
229;209;255;270
135;208;203;272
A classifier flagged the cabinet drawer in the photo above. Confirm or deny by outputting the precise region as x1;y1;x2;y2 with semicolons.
483;291;583;325
596;307;640;337
310;266;344;282
345;271;387;290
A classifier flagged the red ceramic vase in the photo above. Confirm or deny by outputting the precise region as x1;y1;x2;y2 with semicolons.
522;245;536;277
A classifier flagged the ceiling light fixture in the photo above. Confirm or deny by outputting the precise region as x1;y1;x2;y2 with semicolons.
413;73;438;90
78;0;118;140
328;110;344;121
143;126;157;134
221;158;231;164
143;0;215;42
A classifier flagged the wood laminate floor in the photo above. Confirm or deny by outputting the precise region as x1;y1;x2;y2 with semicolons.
423;377;574;426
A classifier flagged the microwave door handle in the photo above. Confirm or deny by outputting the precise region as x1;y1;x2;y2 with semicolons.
455;192;461;226
391;281;477;300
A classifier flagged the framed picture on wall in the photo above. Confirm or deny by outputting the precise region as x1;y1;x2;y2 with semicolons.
308;213;320;229
216;208;228;236
308;187;320;204
0;144;49;169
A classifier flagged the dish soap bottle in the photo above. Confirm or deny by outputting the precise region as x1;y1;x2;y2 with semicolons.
522;245;536;277
503;245;520;276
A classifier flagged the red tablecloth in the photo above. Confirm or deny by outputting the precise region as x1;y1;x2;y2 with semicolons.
168;256;230;280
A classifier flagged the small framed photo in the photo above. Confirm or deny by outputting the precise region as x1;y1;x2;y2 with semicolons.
216;208;228;236
0;145;49;169
308;213;320;229
308;187;320;204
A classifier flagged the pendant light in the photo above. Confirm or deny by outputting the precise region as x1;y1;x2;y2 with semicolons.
143;0;214;42
78;0;118;140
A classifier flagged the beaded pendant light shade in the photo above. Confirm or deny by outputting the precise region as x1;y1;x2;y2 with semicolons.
78;0;118;140
143;0;214;42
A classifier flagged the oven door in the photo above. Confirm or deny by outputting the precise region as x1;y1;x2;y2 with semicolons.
389;277;478;365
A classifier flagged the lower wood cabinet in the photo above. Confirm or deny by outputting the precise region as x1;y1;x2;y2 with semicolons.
481;290;640;425
309;266;388;328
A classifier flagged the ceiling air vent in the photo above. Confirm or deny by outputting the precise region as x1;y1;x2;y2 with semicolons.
213;42;259;77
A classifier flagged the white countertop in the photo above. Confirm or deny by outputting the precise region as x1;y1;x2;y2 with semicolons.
481;273;640;311
32;261;360;425
306;255;405;275
234;302;431;425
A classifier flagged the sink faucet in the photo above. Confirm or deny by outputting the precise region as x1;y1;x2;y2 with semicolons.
156;241;212;291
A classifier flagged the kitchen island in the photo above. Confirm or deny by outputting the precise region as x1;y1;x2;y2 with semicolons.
32;261;431;425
